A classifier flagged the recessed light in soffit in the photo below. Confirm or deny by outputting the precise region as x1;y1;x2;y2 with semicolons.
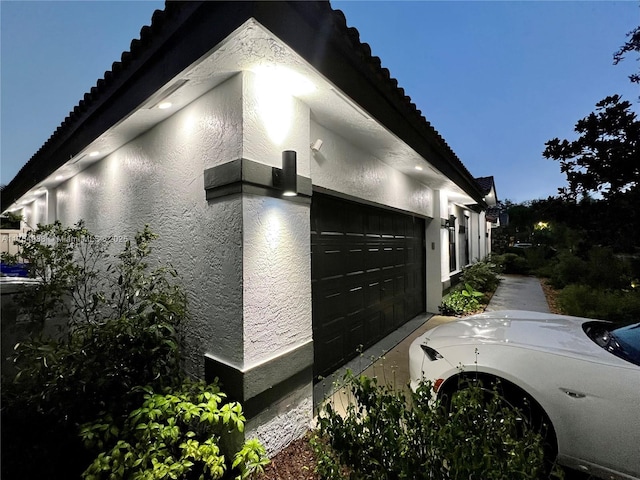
146;79;190;110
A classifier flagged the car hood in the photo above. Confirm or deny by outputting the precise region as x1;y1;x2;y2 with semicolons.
426;310;609;361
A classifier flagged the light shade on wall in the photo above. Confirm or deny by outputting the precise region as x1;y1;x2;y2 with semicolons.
281;150;297;197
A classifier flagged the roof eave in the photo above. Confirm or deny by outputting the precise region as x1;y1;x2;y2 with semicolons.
2;0;487;212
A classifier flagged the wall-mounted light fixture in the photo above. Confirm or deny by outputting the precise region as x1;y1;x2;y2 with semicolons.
442;214;456;228
272;150;298;197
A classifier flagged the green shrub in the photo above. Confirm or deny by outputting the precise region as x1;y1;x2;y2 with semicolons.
1;221;101;324
557;284;640;323
3;225;186;425
439;283;484;316
524;246;556;272
1;224;186;478
548;251;588;289
81;381;268;480
462;259;501;292
585;247;630;290
491;253;529;275
313;372;553;480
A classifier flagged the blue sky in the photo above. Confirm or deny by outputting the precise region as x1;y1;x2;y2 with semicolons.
1;1;638;203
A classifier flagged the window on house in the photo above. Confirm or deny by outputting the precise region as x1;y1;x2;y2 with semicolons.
449;223;456;272
463;215;470;266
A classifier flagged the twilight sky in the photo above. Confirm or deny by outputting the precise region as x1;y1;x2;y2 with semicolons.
1;1;638;203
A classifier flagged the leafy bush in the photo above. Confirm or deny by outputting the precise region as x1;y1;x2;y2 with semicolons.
557;284;640;323
491;253;530;275
585;247;630;290
462;258;501;292
81;381;268;480
2;224;186;425
546;251;587;289
1;221;100;324
313;372;553;480
439;283;484;316
1;223;185;478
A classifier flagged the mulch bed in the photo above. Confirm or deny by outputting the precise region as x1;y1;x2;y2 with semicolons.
540;278;562;314
259;435;320;480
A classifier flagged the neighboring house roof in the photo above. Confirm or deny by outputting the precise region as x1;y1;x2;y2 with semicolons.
2;1;488;211
486;205;501;223
475;176;498;206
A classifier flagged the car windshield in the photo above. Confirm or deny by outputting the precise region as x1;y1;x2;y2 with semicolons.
584;322;640;367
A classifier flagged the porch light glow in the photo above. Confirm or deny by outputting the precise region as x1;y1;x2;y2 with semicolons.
265;209;282;250
253;66;314;145
253;65;315;96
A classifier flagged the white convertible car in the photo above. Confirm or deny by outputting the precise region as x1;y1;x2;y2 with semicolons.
409;311;640;480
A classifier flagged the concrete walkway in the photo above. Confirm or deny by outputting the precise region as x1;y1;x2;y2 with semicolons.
485;274;550;313
315;274;551;410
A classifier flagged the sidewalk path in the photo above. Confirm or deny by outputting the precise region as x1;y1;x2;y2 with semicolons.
485;274;550;313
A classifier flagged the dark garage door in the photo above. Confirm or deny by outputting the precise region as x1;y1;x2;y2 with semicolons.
311;193;426;379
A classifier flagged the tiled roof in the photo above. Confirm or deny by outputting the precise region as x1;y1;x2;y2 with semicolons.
2;1;486;211
475;176;495;196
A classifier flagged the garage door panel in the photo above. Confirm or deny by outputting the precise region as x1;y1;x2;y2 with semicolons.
345;315;365;353
345;283;365;315
381;304;395;334
394;274;406;297
363;311;384;341
364;278;382;308
393;303;405;328
345;245;365;274
317;335;345;376
312;194;425;379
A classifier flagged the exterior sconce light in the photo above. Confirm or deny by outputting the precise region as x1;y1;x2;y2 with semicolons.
442;214;456;228
273;150;298;197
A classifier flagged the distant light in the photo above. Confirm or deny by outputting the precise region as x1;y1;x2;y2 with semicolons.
55;175;64;181
414;165;424;171
89;151;100;157
158;101;173;110
283;191;297;197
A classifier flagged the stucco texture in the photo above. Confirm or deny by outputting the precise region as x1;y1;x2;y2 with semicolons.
54;75;246;374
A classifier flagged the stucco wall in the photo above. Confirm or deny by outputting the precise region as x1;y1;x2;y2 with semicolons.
242;195;312;367
54;74;246;374
310;120;433;218
242;71;311;176
21;193;47;229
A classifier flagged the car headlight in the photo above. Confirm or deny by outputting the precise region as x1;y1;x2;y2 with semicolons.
420;344;443;361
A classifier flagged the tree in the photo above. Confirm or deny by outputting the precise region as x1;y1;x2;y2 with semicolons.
543;95;639;201
613;25;640;85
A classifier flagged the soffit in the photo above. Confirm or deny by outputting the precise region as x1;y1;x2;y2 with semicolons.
4;2;483;211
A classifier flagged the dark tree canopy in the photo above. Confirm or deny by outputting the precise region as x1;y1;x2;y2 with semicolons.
613;25;640;84
543;95;639;200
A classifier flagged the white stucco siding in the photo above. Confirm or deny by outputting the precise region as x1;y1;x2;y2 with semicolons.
310;120;433;218
242;71;311;175
54;75;247;374
20;194;47;229
242;195;312;367
235;70;313;367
